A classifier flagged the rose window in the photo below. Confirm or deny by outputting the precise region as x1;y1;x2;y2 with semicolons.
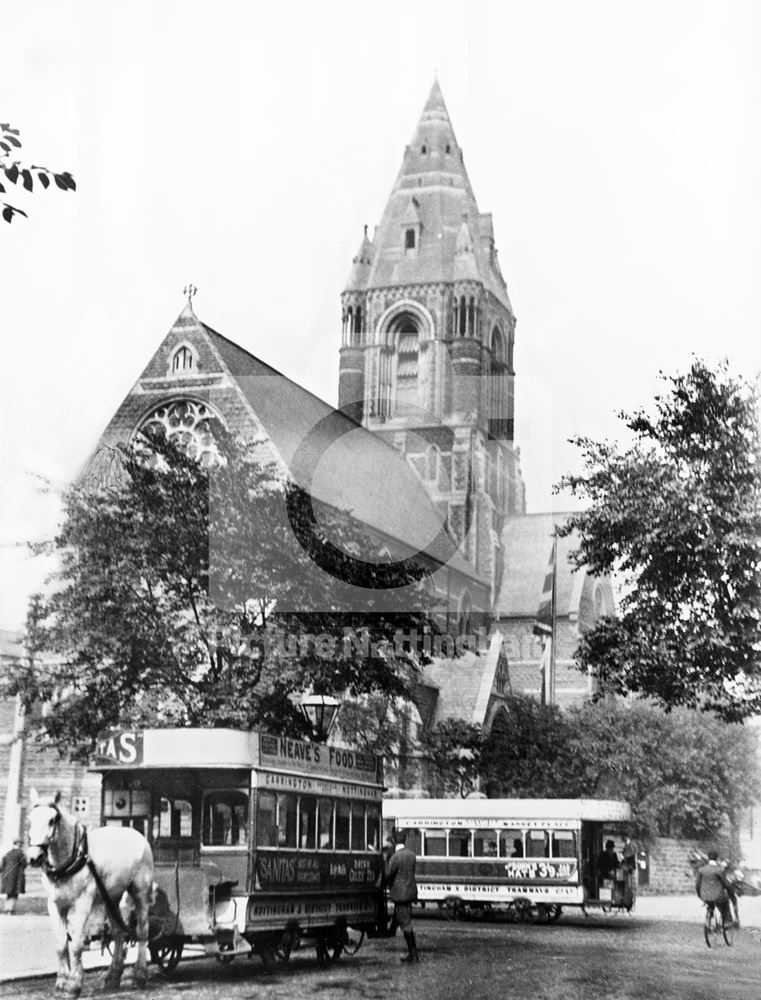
140;400;220;467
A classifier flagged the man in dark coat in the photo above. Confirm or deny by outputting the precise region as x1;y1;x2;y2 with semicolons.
1;839;27;915
385;829;419;963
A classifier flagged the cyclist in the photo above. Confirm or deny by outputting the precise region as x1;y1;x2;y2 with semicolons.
695;850;734;927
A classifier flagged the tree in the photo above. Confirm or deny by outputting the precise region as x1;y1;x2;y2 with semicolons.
11;429;435;760
563;700;761;841
419;719;485;797
0;123;75;224
479;696;761;841
479;695;573;798
556;359;761;721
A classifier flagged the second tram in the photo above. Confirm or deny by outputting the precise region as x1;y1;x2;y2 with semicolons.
383;797;634;921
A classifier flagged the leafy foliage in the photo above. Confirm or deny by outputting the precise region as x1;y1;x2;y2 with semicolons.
480;695;761;840
419;718;485;797
12;429;435;759
563;700;761;840
0;123;76;224
556;359;761;721
480;695;573;798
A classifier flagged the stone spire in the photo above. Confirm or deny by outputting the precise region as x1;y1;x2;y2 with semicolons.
344;78;510;309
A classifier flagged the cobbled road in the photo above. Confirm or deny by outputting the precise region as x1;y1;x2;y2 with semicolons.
3;909;760;1000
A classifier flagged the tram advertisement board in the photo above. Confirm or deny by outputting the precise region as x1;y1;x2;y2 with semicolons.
418;858;579;882
93;729;144;766
255;851;382;890
259;733;381;784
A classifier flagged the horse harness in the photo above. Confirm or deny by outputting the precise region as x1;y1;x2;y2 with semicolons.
36;806;129;933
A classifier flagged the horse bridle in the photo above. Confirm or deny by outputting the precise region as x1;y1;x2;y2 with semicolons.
29;803;89;882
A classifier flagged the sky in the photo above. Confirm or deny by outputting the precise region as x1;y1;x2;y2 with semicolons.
1;0;759;631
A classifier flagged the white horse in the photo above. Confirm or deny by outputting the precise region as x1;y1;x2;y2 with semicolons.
27;790;154;997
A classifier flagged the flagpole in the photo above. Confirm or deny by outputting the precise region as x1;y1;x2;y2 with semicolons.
549;529;557;706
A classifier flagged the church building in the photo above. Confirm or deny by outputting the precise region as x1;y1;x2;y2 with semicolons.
1;81;614;839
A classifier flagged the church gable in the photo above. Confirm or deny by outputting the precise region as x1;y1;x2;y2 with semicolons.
80;302;285;487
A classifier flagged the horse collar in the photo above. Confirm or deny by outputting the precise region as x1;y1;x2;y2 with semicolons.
43;820;90;883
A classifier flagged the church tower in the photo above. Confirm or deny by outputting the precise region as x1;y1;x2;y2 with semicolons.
338;80;525;600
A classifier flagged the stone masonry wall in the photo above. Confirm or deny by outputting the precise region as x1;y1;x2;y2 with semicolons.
641;836;733;895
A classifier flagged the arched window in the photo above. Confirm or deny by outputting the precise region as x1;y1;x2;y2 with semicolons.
468;297;475;337
458;591;473;637
489;327;507;439
171;345;194;373
140;399;222;468
344;307;353;342
491;327;506;368
405;228;416;250
459;295;466;336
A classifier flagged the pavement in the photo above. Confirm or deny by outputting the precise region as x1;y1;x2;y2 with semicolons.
3;893;761;983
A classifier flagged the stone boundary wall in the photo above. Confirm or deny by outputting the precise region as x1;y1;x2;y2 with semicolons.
640;836;732;895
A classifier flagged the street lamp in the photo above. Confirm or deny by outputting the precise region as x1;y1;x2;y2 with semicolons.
299;693;340;742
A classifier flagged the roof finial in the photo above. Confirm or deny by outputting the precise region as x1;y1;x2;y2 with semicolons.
183;283;197;304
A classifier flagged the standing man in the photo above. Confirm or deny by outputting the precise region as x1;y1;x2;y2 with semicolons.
622;835;637;874
385;830;419;963
1;839;27;915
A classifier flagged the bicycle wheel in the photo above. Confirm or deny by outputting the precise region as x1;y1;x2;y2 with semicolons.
722;914;736;946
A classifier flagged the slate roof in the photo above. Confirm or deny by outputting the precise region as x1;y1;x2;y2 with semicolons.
346;80;513;313
419;633;509;727
200;319;480;581
495;513;583;619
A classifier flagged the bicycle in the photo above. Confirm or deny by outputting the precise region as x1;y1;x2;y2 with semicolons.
703;900;736;947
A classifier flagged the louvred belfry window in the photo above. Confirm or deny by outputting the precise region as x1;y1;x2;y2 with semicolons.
397;330;419;379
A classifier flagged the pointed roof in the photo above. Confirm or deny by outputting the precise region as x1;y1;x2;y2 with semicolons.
344;225;375;291
83;304;481;585
344;80;512;310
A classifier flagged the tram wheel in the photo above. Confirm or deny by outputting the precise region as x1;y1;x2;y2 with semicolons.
315;934;344;966
149;939;184;973
548;905;563;922
513;898;534;923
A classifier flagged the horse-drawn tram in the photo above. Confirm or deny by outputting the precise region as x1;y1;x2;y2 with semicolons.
383;798;634;922
90;727;387;970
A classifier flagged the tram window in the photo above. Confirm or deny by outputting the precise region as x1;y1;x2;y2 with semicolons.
551;830;577;858
500;829;524;857
474;829;500;857
366;806;381;851
335;801;351;850
423;831;446;856
299;796;317;850
202;791;248;847
257;792;277;847
350;803;365;851
318;799;334;850
278;794;297;848
130;818;147;838
406;829;422;855
153;797;193;839
103;788;150;820
527;830;550;858
448;828;471;858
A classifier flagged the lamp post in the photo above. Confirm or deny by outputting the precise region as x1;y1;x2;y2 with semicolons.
299;693;340;742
